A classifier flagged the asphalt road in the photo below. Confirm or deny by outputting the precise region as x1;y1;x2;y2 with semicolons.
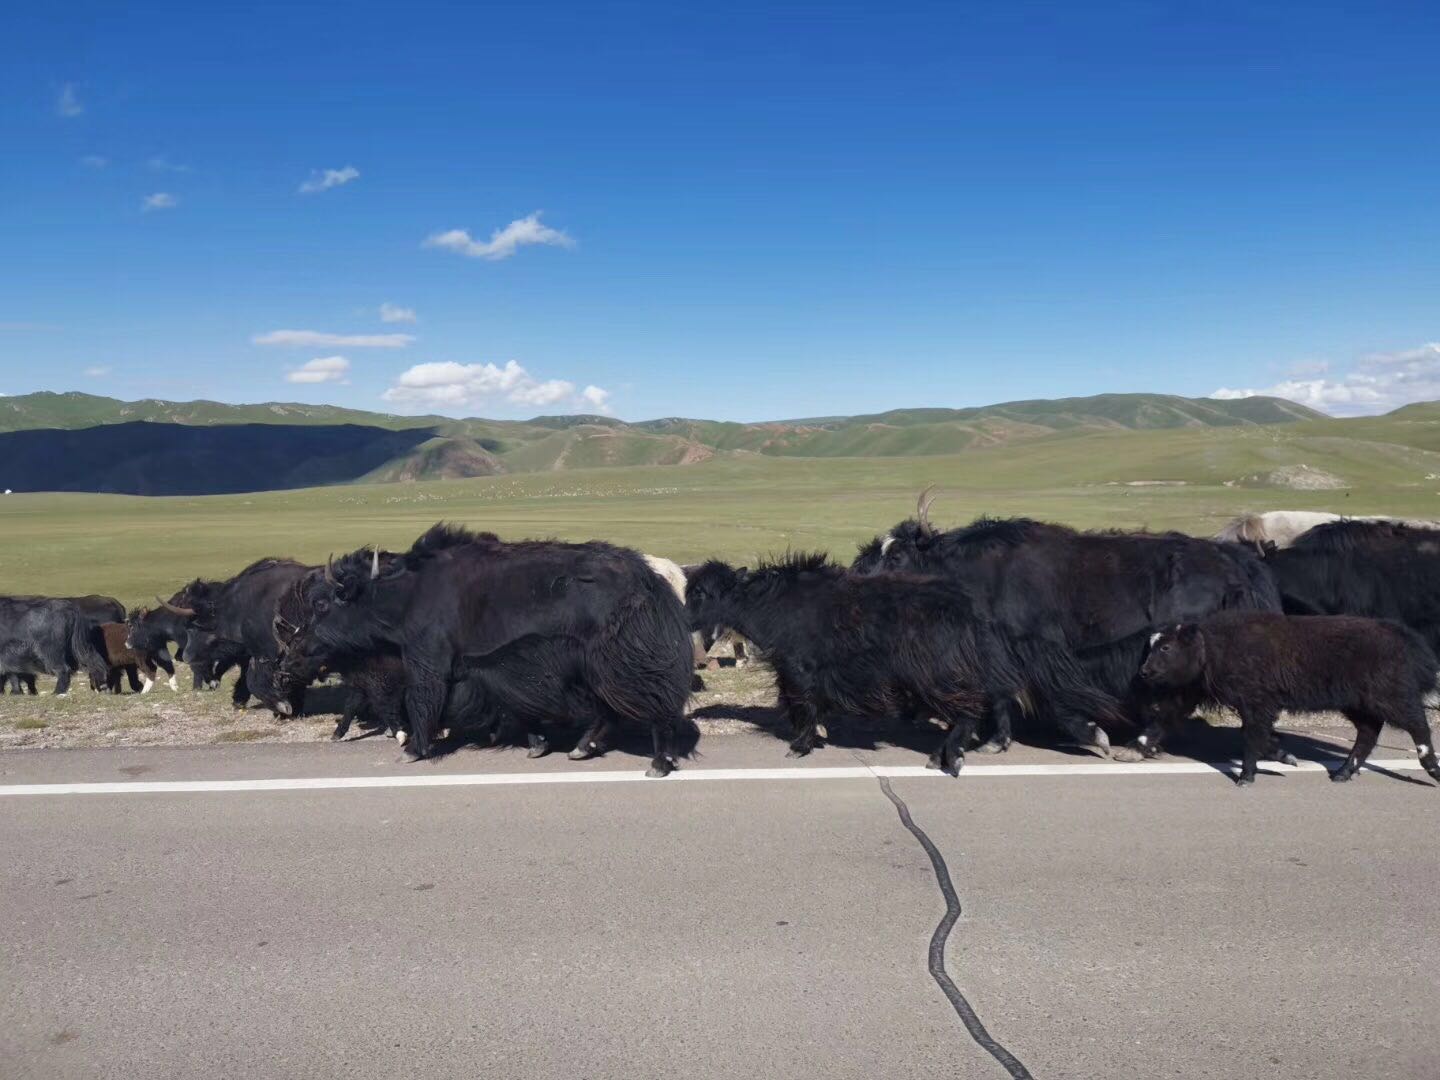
3;728;1439;1079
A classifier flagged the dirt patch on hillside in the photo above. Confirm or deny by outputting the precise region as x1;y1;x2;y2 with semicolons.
1233;463;1346;490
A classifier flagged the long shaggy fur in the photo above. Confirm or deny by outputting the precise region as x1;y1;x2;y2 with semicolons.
685;553;1051;773
1143;612;1440;785
855;510;1282;752
281;523;693;774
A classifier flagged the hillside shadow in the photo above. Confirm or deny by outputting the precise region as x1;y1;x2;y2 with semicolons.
0;421;440;495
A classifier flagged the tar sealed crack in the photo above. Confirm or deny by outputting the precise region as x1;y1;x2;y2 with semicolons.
877;776;1034;1080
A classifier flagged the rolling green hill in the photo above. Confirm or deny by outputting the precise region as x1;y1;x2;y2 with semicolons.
0;388;1356;495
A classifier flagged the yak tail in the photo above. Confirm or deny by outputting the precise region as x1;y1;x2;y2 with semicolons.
69;614;110;684
1009;634;1129;732
588;569;693;726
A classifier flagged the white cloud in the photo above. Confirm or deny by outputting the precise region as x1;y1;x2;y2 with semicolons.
298;166;359;194
580;385;612;414
285;356;351;384
378;302;417;324
142;192;178;212
56;83;83;118
424;212;574;261
82;365;111;377
252;329;414;348
382;360;609;414
147;154;192;174
1213;343;1440;416
80;154;108;169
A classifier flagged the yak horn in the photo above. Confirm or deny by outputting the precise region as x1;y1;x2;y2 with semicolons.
371;546;381;579
916;485;939;536
158;596;195;618
325;554;337;585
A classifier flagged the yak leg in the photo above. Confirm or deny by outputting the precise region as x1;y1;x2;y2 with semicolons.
1393;702;1440;783
1235;707;1279;786
401;661;448;760
927;702;981;777
1333;710;1384;783
19;674;37;695
782;696;822;758
230;657;252;709
1265;730;1299;767
568;711;614;761
974;692;1019;754
332;690;363;741
53;666;74;696
126;664;144;693
646;711;680;778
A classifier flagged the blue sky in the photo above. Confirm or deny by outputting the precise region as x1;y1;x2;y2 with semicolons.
2;2;1438;421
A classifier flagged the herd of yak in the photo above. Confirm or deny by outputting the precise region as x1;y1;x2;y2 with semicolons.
4;495;1440;787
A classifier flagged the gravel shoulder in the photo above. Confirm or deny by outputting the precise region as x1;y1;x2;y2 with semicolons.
0;659;1362;753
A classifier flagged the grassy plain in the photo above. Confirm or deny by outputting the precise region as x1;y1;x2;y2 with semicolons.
4;416;1439;748
4;419;1440;604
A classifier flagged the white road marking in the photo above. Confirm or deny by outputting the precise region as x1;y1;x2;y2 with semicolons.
0;758;1428;797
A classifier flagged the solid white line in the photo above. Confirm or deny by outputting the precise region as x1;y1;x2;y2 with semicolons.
0;758;1426;797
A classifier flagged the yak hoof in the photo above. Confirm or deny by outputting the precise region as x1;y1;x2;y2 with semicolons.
1112;745;1147;764
946;756;963;778
527;736;550;759
1089;725;1112;757
646;757;675;779
1234;773;1254;787
1276;751;1299;767
785;746;812;759
568;744;593;761
974;738;1010;755
1330;768;1355;783
329;729;345;742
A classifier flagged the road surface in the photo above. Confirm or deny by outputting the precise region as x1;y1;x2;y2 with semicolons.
2;726;1438;1079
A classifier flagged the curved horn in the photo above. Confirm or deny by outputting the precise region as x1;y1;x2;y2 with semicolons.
157;596;196;618
324;554;337;585
370;545;381;580
916;485;939;536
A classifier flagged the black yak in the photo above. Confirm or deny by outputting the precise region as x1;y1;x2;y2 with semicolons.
1141;612;1440;786
131;558;311;708
0;596;110;695
856;490;1281;755
683;553;1112;772
277;524;693;775
1264;519;1440;662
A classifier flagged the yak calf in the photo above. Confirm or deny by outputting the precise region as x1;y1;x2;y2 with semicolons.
1141;612;1440;786
97;623;178;694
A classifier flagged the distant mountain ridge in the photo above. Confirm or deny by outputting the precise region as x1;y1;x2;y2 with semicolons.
0;389;1330;495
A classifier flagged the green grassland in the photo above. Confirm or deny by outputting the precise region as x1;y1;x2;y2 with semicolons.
4;413;1439;605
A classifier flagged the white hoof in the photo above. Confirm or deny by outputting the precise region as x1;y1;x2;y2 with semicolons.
167;676;179;692
395;730;408;747
141;677;154;694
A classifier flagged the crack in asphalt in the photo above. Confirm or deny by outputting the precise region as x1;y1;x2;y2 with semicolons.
877;775;1035;1080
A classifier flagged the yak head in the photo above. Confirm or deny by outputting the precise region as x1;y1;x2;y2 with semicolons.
280;545;404;667
1140;624;1206;688
853;487;943;575
683;560;748;632
126;584;207;651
